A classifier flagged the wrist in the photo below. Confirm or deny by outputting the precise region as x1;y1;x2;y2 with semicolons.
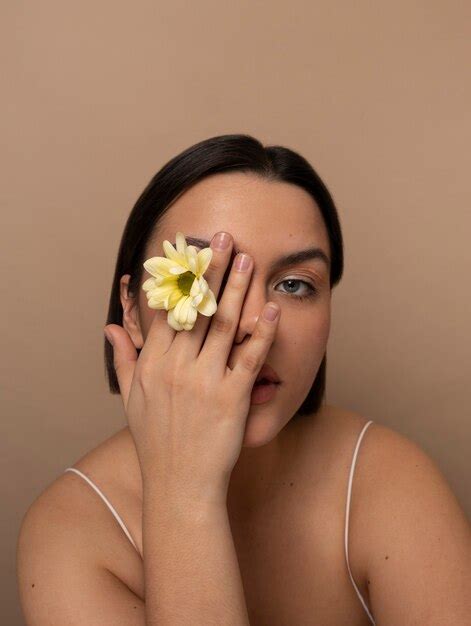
142;476;228;519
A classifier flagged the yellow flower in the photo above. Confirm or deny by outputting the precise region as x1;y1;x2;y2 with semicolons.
141;231;218;331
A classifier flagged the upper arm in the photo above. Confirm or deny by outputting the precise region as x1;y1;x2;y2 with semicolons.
352;423;471;625
17;488;145;626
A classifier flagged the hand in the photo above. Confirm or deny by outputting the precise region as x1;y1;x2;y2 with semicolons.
104;232;281;508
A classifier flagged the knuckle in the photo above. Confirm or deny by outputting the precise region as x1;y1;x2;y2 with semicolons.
211;311;234;335
135;370;154;395
206;254;227;276
114;360;127;378
241;352;262;376
230;266;248;285
253;323;272;341
136;358;153;381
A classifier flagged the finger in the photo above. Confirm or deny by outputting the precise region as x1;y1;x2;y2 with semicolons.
172;231;236;357
104;324;139;412
137;304;177;367
231;302;280;386
198;250;254;368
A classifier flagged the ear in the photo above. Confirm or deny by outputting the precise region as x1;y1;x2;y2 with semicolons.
119;274;144;349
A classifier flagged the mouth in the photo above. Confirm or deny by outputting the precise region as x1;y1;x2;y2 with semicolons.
228;356;281;387
250;379;280;404
254;362;281;386
253;378;280;387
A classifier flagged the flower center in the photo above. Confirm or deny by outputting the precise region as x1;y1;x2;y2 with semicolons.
177;271;196;295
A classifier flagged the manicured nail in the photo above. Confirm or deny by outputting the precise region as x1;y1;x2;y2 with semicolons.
235;253;251;271
263;304;279;321
211;232;231;250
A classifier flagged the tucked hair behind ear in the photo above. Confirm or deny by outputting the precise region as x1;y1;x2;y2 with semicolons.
104;133;344;419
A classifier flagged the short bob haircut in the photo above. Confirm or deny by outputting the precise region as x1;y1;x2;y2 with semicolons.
104;133;344;419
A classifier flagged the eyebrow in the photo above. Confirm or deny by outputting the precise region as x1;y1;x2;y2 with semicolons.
171;236;330;272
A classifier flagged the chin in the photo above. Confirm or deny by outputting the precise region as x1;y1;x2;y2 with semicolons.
241;412;285;448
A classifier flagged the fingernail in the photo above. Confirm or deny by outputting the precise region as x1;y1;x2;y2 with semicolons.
104;329;114;345
211;232;231;250
263;304;279;321
235;253;251;271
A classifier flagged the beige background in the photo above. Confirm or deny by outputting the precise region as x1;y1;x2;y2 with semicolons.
2;1;470;623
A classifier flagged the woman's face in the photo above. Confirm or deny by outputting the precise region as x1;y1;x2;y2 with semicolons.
121;171;332;449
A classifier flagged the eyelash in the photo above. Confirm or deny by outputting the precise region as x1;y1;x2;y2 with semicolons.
192;246;319;301
275;278;318;301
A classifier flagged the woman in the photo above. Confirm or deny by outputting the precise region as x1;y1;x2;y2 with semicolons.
17;134;471;625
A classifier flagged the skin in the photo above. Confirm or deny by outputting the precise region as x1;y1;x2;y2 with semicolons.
17;171;471;625
119;171;332;514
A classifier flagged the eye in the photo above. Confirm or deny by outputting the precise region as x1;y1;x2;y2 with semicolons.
275;278;318;301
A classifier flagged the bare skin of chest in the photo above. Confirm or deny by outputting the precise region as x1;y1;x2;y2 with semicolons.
231;490;372;625
72;408;373;624
106;475;371;625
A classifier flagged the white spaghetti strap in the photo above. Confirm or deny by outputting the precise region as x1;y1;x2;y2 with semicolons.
64;467;139;553
344;420;376;625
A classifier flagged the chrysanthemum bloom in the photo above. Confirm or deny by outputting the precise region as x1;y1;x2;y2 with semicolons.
141;231;218;331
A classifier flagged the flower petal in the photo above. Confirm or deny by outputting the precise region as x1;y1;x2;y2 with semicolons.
180;296;194;325
192;292;204;307
142;274;168;292
144;256;176;277
198;276;210;296
175;231;188;256
191;277;206;307
186;304;198;327
149;283;179;305
162;287;176;310
167;307;184;331
172;294;188;323
189;276;202;297
196;247;213;275
142;277;157;292
169;263;190;275
163;240;185;265
147;298;166;310
197;288;217;316
167;288;182;310
185;245;198;275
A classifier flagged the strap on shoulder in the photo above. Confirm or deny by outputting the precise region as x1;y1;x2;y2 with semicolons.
344;421;376;625
63;467;139;553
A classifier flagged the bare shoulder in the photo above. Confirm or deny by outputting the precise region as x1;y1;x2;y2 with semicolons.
16;428;144;626
17;427;144;622
345;414;471;624
18;426;139;561
350;417;470;535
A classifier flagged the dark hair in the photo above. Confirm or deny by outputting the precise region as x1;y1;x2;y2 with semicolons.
104;133;344;418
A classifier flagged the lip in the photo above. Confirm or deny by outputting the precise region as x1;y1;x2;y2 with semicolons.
255;362;281;384
250;381;279;405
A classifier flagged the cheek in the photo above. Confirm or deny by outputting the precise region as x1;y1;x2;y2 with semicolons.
280;310;330;385
315;311;331;344
282;307;330;350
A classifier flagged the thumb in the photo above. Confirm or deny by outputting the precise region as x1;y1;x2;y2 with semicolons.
104;324;138;411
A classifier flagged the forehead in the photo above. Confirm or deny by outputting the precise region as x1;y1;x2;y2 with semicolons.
151;172;330;259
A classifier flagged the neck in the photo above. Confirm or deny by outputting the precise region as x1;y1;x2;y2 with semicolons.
226;415;302;520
